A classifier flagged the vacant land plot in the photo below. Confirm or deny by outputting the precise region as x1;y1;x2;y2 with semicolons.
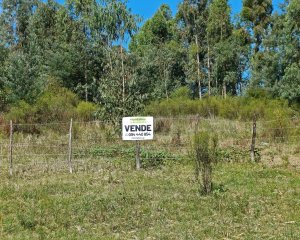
0;117;299;239
0;160;299;239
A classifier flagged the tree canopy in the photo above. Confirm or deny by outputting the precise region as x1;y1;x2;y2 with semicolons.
0;0;299;120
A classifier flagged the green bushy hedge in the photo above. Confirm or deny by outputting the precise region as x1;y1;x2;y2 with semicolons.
145;94;296;121
4;83;98;127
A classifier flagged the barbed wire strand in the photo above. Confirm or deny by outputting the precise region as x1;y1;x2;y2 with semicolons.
0;115;299;128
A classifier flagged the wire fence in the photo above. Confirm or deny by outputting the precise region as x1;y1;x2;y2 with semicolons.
0;116;299;175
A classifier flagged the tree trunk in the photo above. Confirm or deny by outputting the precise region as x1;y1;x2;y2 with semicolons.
207;38;211;96
120;44;125;106
223;81;227;99
84;24;88;102
107;37;113;72
195;35;202;99
164;62;169;100
85;62;88;102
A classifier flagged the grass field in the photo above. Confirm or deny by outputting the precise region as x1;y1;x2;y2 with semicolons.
0;158;299;239
0;117;299;239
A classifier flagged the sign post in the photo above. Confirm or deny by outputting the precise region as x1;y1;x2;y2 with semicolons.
135;140;141;170
122;117;154;169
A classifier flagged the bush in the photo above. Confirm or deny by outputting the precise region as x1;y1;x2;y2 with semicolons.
219;97;240;119
140;149;174;169
4;101;40;134
76;101;97;121
263;107;292;141
35;84;78;122
170;86;190;99
3;81;100;133
239;98;267;120
192;131;218;195
198;97;220;117
145;96;296;122
5;101;37;124
246;87;272;99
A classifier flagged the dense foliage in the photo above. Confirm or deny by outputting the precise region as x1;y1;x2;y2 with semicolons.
145;87;296;121
0;0;299;121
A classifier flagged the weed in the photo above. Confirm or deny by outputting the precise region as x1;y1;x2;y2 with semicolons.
192;131;218;194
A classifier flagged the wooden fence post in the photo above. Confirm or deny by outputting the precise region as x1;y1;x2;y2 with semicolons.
136;140;141;170
68;118;73;173
9;120;13;176
250;115;257;162
0;143;2;174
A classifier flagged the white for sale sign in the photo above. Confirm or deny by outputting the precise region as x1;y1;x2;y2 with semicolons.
122;117;154;141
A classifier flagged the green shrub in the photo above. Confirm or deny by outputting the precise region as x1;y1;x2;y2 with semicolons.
192;131;218;195
3;82;98;133
263;107;293;141
140;149;174;169
145;96;297;122
219;97;240;119
170;86;190;99
239;98;267;120
217;147;250;163
5;101;37;124
246;87;272;99
35;85;78;122
76;101;97;121
198;97;220;117
4;101;40;134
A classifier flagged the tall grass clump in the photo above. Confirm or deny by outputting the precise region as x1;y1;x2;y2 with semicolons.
192;131;218;195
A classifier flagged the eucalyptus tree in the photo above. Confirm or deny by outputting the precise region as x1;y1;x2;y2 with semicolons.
231;24;251;94
177;0;209;99
278;0;300;102
253;11;285;91
102;0;139;107
130;4;185;101
241;0;273;87
66;0;99;101
26;0;60;85
0;0;44;104
246;0;299;102
0;0;38;49
2;50;41;104
241;0;273;53
207;0;235;97
98;46;145;124
0;44;8;110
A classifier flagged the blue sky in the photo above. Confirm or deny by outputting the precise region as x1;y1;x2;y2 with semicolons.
127;0;284;23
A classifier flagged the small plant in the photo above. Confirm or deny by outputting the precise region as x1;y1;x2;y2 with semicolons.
281;155;289;168
171;127;182;146
192;131;218;195
141;149;175;169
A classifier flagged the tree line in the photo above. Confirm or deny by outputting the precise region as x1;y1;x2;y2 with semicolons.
0;0;299;121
